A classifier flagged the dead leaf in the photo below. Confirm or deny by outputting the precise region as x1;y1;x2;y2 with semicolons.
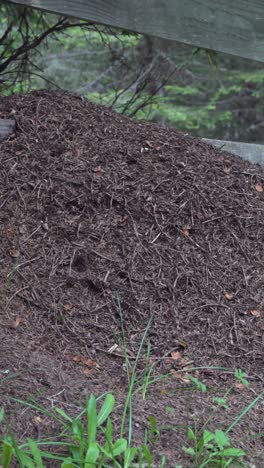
171;351;190;368
9;247;20;258
63;303;73;313
171;351;182;360
171;370;190;383
146;140;153;147
83;368;93;376
224;292;233;300
82;358;96;368
255;183;263;193
71;355;96;368
93;166;103;177
10;316;23;329
223;166;231;174
33;416;42;424
108;344;118;353
72;355;82;363
108;343;134;357
250;309;261;317
235;381;247;390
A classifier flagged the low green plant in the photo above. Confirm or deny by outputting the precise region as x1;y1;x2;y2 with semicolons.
147;415;160;444
1;304;263;468
182;387;264;467
0;393;154;467
209;369;250;415
183;428;245;467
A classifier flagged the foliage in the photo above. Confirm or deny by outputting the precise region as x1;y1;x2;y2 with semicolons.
1;368;263;466
183;428;246;467
1;4;264;141
0;394;155;467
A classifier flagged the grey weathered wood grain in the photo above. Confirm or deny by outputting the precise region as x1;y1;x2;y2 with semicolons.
204;139;264;166
0;119;16;142
9;0;264;62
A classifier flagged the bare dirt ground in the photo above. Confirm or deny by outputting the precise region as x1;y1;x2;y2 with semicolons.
0;91;263;465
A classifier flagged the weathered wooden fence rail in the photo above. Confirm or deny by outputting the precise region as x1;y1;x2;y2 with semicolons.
204;139;264;166
9;0;264;62
5;1;264;166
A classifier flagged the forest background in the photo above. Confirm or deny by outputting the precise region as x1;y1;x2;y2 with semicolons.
1;1;264;143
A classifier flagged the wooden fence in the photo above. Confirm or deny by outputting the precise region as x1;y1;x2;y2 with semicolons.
4;0;264;165
9;0;264;62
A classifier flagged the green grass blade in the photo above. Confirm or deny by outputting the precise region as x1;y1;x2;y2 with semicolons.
104;418;113;451
16;450;35;468
55;408;73;423
121;311;155;441
225;390;264;434
73;392;109;423
10;398;69;428
72;419;84;440
0;369;45;385
0;408;4;424
7;433;30;468
142;444;153;466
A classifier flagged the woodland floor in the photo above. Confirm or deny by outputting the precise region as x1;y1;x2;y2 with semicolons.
0;90;263;466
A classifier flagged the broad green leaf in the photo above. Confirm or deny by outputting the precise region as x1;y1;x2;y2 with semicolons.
1;441;13;468
124;447;137;468
112;438;127;457
166;406;175;414
87;395;97;446
61;458;75;468
189;376;207;392
182;446;195;456
97;394;115;426
55;408;73;423
187;428;195;440
234;369;249;386
203;430;215;445
27;439;44;467
85;442;99;466
213;397;229;409
214;429;229;449
220;448;245;457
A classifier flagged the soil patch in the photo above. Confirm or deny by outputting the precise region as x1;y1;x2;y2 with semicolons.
0;90;263;465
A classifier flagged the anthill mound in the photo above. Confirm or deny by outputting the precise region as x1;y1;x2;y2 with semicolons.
0;90;263;378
